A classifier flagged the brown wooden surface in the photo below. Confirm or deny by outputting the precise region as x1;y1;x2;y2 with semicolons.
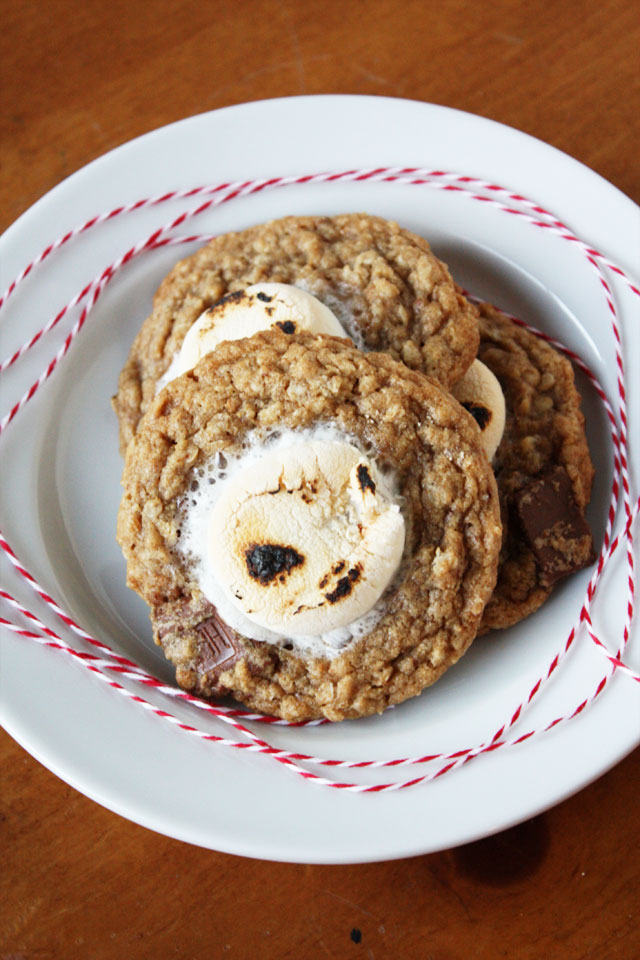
1;0;639;957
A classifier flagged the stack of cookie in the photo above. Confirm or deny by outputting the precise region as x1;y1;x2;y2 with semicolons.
114;214;594;721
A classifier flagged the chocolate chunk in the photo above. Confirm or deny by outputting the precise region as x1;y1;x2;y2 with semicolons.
461;400;492;431
155;595;216;640
514;466;595;587
357;463;376;494
153;597;242;681
245;543;304;584
196;615;241;673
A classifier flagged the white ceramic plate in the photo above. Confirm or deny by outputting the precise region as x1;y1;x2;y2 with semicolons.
1;96;638;863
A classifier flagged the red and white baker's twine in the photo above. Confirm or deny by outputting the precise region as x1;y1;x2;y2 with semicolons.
1;167;638;793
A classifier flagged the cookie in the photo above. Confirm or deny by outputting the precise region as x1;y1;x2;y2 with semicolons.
113;213;479;453
475;303;595;631
117;332;501;722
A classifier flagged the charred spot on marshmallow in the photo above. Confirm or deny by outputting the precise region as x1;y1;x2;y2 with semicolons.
357;463;376;494
325;565;361;604
461;401;492;431
276;320;296;334
319;560;346;589
256;291;274;303
245;543;305;585
211;289;247;310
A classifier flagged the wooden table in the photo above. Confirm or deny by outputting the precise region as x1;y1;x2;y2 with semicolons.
2;1;638;957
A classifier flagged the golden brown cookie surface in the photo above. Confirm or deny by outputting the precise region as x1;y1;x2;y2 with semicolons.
117;332;501;721
113;213;479;453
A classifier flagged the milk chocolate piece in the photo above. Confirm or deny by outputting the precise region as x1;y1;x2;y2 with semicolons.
514;466;594;587
153;596;242;685
155;595;216;640
197;614;241;673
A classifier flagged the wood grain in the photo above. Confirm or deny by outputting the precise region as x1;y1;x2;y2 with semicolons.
1;0;639;957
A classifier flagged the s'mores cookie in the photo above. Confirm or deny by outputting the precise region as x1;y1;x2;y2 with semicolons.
117;332;501;721
113;213;479;453
472;303;595;630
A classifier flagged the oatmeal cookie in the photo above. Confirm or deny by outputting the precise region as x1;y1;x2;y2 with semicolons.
113;213;479;453
476;303;595;631
117;332;501;721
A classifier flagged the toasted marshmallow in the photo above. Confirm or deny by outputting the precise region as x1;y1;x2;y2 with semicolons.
205;439;405;637
158;283;348;389
452;360;506;460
